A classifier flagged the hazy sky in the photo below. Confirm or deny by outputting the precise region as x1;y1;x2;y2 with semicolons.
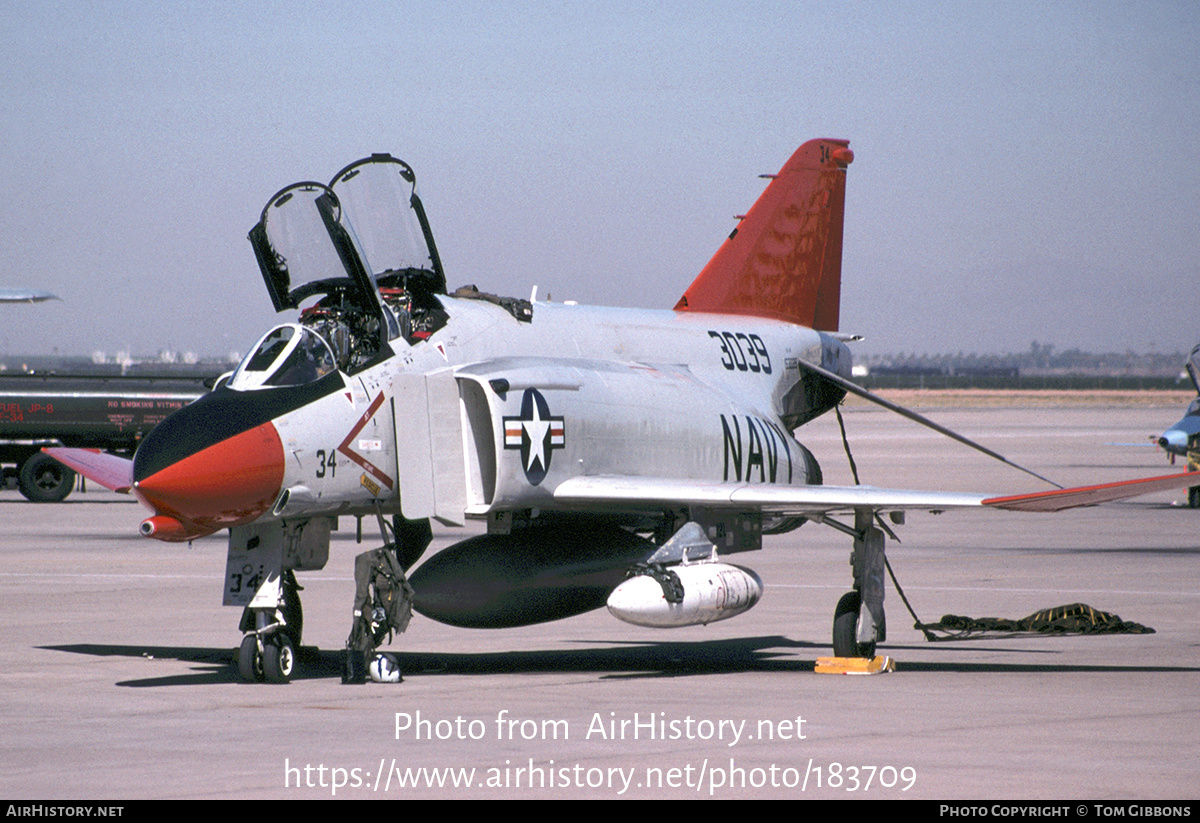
2;1;1197;361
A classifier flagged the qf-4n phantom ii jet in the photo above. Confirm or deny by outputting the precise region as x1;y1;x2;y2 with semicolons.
49;139;1200;682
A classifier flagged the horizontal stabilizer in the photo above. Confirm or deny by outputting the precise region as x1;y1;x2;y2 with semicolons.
42;448;134;494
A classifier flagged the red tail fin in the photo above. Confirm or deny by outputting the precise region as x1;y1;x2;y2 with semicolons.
674;139;853;331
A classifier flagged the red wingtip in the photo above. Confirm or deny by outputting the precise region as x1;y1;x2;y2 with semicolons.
675;138;852;330
984;471;1200;512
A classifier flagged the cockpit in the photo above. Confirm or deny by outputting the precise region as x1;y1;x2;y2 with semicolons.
245;154;450;377
234;153;531;391
227;324;338;391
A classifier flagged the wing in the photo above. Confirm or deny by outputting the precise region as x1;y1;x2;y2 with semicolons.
41;448;134;494
554;471;1200;516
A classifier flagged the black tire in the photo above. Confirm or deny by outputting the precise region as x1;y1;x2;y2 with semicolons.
1188;486;1200;509
18;453;76;502
263;635;295;684
832;591;876;658
238;635;264;682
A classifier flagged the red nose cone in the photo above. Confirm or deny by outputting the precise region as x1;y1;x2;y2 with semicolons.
134;422;285;539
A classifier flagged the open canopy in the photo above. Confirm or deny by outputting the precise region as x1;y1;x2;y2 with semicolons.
248;154;445;317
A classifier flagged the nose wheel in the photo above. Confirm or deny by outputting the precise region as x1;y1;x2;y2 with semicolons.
236;571;304;683
239;632;296;683
263;635;295;682
238;635;263;681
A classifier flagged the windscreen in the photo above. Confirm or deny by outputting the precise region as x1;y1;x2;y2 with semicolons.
229;325;337;391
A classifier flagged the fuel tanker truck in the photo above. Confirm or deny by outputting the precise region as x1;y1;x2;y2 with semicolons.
0;372;209;501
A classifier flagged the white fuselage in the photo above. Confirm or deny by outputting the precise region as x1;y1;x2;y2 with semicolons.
264;296;850;525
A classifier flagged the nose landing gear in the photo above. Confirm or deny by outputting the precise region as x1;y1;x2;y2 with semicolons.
832;590;877;658
236;570;304;684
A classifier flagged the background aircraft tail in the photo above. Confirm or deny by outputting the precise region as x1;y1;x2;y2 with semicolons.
674;138;853;331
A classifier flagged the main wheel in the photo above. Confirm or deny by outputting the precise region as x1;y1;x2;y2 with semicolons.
18;453;76;502
832;591;876;658
238;635;264;682
263;635;295;684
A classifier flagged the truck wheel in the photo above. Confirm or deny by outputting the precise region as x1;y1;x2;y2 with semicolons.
18;453;76;502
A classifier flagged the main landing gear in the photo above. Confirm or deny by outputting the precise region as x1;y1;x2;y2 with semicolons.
830;511;886;658
832;591;876;658
238;570;304;684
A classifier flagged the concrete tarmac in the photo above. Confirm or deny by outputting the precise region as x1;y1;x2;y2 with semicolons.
1;398;1196;799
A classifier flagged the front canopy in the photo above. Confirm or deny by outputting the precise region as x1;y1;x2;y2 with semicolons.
228;324;338;391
